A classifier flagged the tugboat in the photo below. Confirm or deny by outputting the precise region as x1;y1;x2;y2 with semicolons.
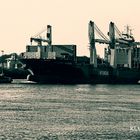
0;53;12;83
0;73;12;83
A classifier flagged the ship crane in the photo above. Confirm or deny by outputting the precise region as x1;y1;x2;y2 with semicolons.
30;37;48;46
88;20;109;67
89;20;140;70
109;22;136;48
30;25;52;47
94;23;109;45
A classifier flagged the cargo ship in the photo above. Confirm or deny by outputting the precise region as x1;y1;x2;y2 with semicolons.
20;21;140;84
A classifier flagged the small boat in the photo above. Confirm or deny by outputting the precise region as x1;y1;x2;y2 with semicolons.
0;56;13;83
0;73;12;83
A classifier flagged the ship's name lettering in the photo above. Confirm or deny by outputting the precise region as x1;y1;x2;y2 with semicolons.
99;71;109;76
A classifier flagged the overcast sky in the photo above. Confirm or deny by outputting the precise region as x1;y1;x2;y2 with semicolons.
0;0;140;57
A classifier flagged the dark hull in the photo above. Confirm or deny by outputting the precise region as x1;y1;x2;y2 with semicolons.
20;59;140;84
90;67;140;84
21;59;91;84
112;68;140;84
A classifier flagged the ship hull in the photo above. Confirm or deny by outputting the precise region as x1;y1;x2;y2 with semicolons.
21;59;91;84
91;67;140;84
112;68;140;84
20;59;140;84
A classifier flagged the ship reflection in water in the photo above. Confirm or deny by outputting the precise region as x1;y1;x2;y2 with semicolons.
0;80;140;139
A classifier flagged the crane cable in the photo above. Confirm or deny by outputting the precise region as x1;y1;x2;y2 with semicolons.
94;24;109;41
114;24;123;38
33;27;47;38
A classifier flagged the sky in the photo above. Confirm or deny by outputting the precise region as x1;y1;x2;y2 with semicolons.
0;0;140;57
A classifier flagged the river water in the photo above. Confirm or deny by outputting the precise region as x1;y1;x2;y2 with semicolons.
0;79;140;139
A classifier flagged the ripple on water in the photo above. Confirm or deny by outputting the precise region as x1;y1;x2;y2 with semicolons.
0;82;140;139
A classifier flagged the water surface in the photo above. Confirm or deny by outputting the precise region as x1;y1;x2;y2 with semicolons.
0;80;140;139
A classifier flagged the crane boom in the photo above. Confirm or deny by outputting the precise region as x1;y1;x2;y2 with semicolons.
30;25;52;48
95;39;109;44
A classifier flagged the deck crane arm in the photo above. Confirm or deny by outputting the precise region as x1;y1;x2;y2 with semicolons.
94;23;109;44
30;25;52;46
88;21;110;45
88;20;110;66
30;37;48;45
95;39;109;44
109;22;134;47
